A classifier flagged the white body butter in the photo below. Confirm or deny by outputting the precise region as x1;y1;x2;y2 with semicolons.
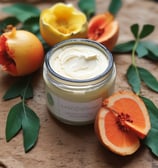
49;45;109;80
43;39;116;125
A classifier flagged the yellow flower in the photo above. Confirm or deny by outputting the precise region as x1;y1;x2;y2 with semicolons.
40;3;88;46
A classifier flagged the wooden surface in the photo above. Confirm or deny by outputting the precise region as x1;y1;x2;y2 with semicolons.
0;0;158;167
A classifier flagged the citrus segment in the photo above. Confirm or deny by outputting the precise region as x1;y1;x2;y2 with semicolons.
95;91;151;156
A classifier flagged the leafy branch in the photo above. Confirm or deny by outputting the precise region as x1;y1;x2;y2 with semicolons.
128;24;158;94
113;23;158;157
114;24;158;94
3;75;40;152
113;24;158;61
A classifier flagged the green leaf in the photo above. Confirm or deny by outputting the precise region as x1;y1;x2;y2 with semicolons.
78;0;96;20
38;33;51;52
22;104;40;152
2;3;40;22
108;0;122;16
126;64;141;94
136;42;149;58
3;76;33;100
141;41;158;57
22;16;40;34
131;24;139;39
136;41;158;60
138;67;158;92
146;51;158;61
6;102;23;142
141;97;158;157
20;84;33;100
0;16;20;34
3;81;33;100
113;24;157;61
5;101;40;152
112;40;135;53
139;24;155;39
3;80;25;100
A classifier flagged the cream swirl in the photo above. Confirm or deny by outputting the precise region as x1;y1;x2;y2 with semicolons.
49;44;109;80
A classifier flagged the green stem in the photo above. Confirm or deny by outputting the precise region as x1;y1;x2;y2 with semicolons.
132;37;141;96
132;38;139;66
22;75;32;115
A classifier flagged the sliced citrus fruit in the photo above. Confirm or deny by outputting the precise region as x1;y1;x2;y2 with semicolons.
95;91;151;156
88;12;119;51
40;3;87;46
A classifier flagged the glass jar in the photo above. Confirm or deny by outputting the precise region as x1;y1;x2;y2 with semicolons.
43;38;116;125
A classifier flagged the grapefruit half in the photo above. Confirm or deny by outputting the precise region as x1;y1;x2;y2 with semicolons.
95;91;151;156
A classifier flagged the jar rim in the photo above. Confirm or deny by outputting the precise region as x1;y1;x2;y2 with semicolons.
45;38;114;83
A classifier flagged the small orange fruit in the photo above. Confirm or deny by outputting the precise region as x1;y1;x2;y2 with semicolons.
0;27;44;76
88;12;119;51
95;91;151;156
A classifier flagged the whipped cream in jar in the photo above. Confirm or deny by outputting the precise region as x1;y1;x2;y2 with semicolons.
43;38;116;125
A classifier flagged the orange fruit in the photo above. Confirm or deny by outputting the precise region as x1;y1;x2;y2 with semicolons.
0;27;44;76
95;91;151;156
88;12;119;51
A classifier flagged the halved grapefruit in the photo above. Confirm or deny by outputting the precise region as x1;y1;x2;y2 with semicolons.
95;91;151;156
